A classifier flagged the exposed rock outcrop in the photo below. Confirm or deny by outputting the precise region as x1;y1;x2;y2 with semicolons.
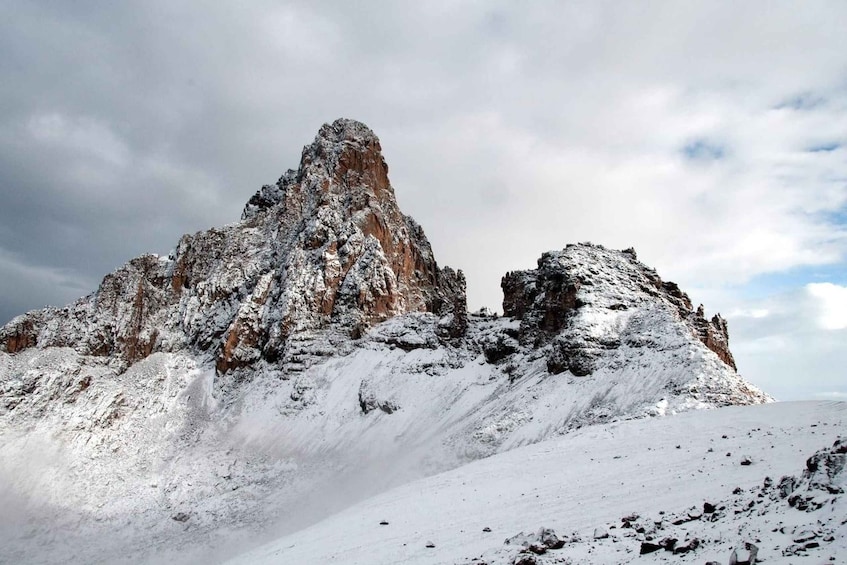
0;119;466;374
502;243;738;376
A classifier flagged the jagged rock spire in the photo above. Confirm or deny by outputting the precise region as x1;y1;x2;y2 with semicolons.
0;118;467;374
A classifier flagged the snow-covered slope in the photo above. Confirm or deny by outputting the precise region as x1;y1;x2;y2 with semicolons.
226;401;846;565
0;308;766;564
0;119;774;564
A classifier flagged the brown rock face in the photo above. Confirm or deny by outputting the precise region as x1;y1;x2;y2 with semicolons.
692;307;736;370
3;318;38;353
0;119;467;374
502;244;738;374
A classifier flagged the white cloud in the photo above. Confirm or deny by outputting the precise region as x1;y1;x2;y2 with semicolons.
27;113;130;168
807;282;847;330
813;391;847;400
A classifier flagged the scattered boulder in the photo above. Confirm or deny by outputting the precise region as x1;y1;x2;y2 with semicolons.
538;528;565;550
358;380;400;414
672;537;699;554
425;541;435;548
527;544;546;555
776;475;797;498
640;541;662;554
171;512;190;523
505;528;565;552
792;529;817;543
729;542;758;565
659;537;677;551
740;456;753;466
593;527;609;540
621;513;639;522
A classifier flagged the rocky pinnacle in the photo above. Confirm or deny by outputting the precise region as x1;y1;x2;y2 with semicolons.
0;118;467;374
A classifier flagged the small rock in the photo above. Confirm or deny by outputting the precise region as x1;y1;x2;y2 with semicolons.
425;541;435;548
729;541;758;564
593;527;609;540
703;501;716;514
777;475;797;498
379;520;389;525
538;527;564;549
640;541;662;555
482;527;491;532
672;537;699;554
740;456;753;466
793;529;817;543
527;543;546;555
513;555;537;565
171;512;189;523
659;537;677;551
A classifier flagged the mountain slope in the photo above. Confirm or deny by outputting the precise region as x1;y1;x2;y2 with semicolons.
0;119;770;564
226;401;846;565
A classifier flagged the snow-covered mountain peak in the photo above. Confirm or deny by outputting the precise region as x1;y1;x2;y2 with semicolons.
242;117;393;220
0;120;782;564
0;118;466;374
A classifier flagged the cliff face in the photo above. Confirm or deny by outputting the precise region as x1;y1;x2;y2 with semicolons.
501;244;737;377
0;119;466;374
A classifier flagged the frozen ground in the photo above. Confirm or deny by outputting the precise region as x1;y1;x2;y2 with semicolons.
227;401;845;565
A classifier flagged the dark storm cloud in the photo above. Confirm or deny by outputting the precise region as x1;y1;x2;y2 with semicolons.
0;0;514;322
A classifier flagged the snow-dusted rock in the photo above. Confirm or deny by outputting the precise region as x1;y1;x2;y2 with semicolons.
0;118;466;375
503;243;738;374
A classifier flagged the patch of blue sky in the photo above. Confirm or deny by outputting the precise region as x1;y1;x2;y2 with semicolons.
807;142;841;153
681;139;726;161
820;205;847;226
739;263;847;300
775;92;827;111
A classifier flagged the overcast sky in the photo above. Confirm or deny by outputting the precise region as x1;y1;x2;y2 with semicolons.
1;1;845;400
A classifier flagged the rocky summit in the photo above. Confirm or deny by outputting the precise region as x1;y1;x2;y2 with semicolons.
0;119;772;564
0;118;466;376
502;244;736;376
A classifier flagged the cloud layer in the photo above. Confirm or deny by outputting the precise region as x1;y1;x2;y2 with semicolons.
1;1;845;398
